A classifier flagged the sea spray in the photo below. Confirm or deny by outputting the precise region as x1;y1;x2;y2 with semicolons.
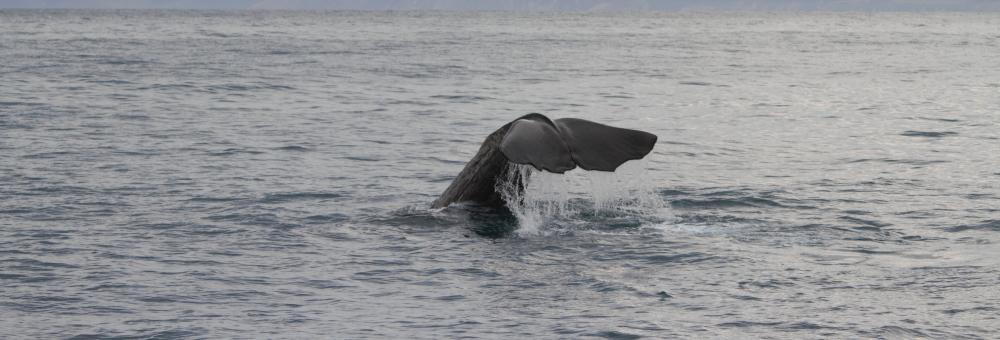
585;159;664;214
496;163;572;234
497;160;665;235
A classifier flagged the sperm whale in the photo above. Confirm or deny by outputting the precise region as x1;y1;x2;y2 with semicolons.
432;113;657;209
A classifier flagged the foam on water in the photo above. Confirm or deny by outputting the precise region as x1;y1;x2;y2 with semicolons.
497;160;665;235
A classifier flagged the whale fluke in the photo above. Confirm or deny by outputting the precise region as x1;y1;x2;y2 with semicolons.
432;113;657;209
499;114;576;173
552;117;658;172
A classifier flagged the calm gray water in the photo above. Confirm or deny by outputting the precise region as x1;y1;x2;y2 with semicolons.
2;9;999;339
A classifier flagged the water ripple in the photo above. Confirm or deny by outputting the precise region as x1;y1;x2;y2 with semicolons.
3;9;999;340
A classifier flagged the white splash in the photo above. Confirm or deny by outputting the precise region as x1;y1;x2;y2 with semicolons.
585;160;665;214
496;160;665;235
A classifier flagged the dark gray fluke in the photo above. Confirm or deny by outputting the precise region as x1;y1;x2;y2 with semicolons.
499;114;576;173
432;113;657;209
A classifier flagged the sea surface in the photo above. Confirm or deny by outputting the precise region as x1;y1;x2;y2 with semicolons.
2;10;999;339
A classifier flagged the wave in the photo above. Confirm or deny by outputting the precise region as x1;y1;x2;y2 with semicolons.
900;130;958;138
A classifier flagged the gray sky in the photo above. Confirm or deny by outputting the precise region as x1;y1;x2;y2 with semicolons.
3;0;1000;11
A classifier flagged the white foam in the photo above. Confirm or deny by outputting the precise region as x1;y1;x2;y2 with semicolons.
496;160;665;235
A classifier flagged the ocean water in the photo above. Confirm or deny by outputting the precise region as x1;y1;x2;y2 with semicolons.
2;9;999;339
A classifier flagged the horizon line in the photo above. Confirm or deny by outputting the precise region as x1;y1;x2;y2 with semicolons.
2;7;998;12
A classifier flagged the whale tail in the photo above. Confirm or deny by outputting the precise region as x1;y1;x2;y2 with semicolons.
500;114;657;173
432;113;657;209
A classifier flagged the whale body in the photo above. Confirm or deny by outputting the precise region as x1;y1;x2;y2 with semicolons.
432;113;657;209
